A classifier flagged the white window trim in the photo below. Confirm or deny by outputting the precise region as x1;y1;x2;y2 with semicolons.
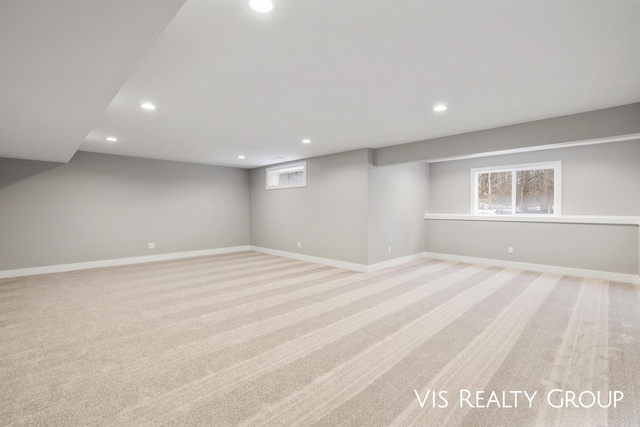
424;213;639;226
470;161;562;216
266;161;307;190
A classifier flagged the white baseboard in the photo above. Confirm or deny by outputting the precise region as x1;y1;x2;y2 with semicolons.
0;245;423;279
250;247;428;273
424;252;640;286
367;252;429;272
250;246;369;272
3;246;637;286
0;246;251;279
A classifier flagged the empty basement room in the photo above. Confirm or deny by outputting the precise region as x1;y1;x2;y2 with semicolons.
1;1;640;426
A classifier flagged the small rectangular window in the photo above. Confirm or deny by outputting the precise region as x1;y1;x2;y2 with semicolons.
471;161;560;215
266;162;307;190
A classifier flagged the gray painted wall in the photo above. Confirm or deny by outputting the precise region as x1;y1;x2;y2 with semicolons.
375;102;640;166
1;103;638;276
250;149;370;265
368;162;429;264
426;140;640;275
0;152;249;270
430;139;640;215
425;220;638;275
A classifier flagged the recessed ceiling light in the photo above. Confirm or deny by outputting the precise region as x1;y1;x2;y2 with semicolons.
106;137;118;142
141;102;156;110
249;0;273;13
238;155;246;159
433;104;448;112
302;139;311;144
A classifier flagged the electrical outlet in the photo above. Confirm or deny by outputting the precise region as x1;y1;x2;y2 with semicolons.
148;243;155;249
508;247;513;254
388;246;392;253
297;242;301;248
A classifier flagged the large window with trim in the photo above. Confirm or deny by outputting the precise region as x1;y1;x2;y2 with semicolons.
266;162;307;190
471;161;561;215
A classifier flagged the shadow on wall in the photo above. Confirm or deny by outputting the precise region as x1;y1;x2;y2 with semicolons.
0;158;63;190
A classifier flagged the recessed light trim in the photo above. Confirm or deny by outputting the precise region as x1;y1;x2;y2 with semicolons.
302;139;311;144
249;0;273;13
106;137;118;142
433;104;448;112
141;102;156;110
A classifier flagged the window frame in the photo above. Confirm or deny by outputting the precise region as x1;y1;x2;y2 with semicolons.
265;161;307;190
470;161;561;216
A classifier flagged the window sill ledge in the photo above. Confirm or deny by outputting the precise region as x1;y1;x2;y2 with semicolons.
424;213;640;226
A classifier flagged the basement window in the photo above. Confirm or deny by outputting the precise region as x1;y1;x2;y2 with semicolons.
471;161;561;216
266;162;307;190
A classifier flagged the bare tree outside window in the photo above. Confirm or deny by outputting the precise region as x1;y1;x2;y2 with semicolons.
477;171;512;214
280;171;304;186
266;162;307;190
472;162;560;215
516;169;555;214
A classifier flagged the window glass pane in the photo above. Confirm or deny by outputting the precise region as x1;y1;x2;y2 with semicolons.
267;170;280;187
477;171;512;214
266;162;307;189
280;171;304;186
516;168;554;214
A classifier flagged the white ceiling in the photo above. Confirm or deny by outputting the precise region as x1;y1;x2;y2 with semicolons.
0;0;187;163
3;1;640;168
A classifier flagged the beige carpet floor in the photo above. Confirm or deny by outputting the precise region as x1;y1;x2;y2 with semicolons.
0;251;638;426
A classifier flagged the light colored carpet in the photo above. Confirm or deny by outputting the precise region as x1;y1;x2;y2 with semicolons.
0;251;638;426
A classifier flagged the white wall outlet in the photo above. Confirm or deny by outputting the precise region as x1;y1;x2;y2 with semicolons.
148;243;155;249
508;247;514;254
388;246;392;253
297;242;301;248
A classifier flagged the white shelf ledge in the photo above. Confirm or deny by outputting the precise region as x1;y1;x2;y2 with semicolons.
424;213;640;226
